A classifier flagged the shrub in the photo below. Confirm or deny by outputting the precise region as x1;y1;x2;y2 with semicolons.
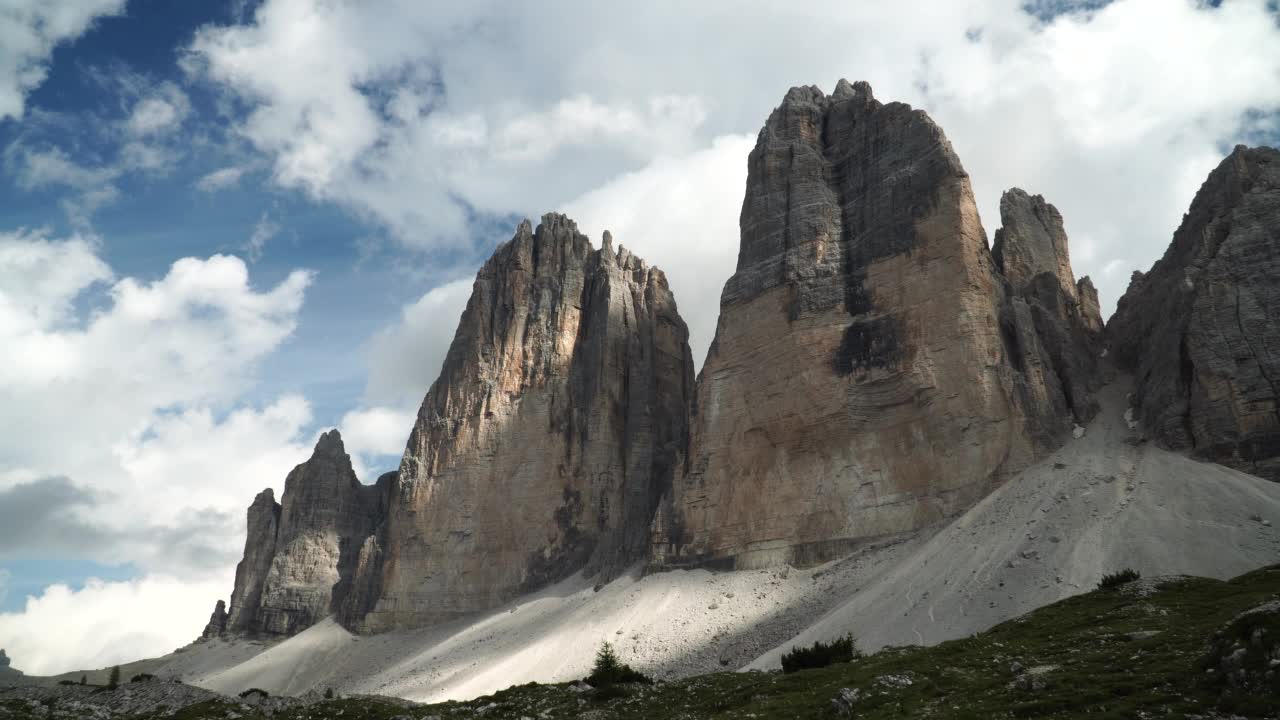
130;673;155;683
781;633;859;674
324;687;334;699
57;680;78;686
585;642;652;687
1097;568;1141;590
107;666;120;690
238;688;270;699
79;675;86;686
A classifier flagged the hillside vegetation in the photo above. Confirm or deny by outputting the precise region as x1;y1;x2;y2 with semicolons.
4;565;1276;719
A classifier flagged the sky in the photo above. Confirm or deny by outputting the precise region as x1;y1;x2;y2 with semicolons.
1;0;1278;676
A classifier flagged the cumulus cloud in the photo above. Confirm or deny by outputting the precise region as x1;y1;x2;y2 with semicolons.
0;230;316;567
5;77;194;227
125;83;190;137
335;278;473;469
188;1;710;247
0;0;127;120
339;406;415;462
565;134;754;368
0;229;320;672
188;0;1280;328
363;278;473;408
0;477;109;557
0;574;229;676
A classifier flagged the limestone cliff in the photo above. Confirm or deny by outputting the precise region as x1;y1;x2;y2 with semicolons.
223;432;390;637
342;215;694;631
652;80;1081;570
1108;145;1280;480
993;188;1105;424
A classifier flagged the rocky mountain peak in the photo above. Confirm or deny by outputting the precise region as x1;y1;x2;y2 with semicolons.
341;214;693;631
993;188;1078;300
654;81;1071;570
223;433;387;637
200;600;228;640
312;429;346;458
1108;144;1280;478
992;184;1105;424
220;213;694;637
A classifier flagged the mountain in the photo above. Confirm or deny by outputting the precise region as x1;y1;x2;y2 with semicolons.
344;215;694;632
652;81;1099;570
1109;146;1280;480
214;433;391;637
211;214;694;637
194;82;1280;704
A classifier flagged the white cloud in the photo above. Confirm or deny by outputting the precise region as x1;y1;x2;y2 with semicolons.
339;278;475;472
125;83;190;137
0;231;316;566
0;230;111;330
244;212;279;262
195;165;248;192
0;229;320;671
0;573;229;676
363;278;473;408
188;1;711;246
0;0;127;120
189;0;1280;319
6;78;192;227
339;405;414;461
565;134;753;369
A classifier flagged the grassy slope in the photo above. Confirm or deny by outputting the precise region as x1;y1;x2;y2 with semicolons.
5;566;1277;719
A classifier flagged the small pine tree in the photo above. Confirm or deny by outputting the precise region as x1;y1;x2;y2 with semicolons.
107;666;120;690
1098;568;1141;590
324;687;334;699
585;641;652;687
79;675;86;686
780;633;860;673
594;642;621;677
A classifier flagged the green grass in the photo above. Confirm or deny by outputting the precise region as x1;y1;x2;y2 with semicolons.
3;565;1277;719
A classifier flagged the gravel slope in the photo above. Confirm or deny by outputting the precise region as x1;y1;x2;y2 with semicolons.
749;377;1280;668
152;377;1280;702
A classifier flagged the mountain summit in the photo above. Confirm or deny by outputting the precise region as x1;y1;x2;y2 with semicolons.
206;83;1280;649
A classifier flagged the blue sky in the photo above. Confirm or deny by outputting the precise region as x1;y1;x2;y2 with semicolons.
1;0;1278;675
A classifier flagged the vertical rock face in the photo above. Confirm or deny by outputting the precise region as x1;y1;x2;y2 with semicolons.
344;215;694;631
1108;145;1280;480
225;489;279;633
225;432;390;636
200;600;228;640
653;81;1072;570
993;188;1105;423
993;189;1078;300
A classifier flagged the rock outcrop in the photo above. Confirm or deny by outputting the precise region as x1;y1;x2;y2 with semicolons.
342;215;694;631
224;432;391;636
651;81;1082;570
224;489;279;634
200;600;228;640
993;188;1105;424
0;649;9;668
1108;145;1280;480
